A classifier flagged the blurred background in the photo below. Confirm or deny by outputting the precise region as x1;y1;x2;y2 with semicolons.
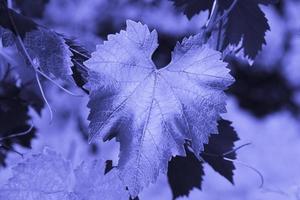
1;0;300;199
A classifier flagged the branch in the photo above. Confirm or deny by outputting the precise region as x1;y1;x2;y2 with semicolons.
203;0;239;42
214;0;238;26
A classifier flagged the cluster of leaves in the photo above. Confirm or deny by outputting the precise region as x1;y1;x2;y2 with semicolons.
0;148;129;200
0;0;280;199
171;0;278;59
168;119;239;199
0;119;238;200
0;1;89;166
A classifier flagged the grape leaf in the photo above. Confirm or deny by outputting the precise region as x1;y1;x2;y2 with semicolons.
0;35;44;113
219;0;274;59
0;6;79;83
167;119;239;199
85;20;234;197
0;148;129;200
168;147;204;199
0;148;73;200
170;0;213;19
170;0;277;59
201;119;239;184
22;27;74;82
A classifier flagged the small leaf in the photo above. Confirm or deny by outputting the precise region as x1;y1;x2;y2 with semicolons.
23;27;73;82
63;38;90;92
168;147;204;199
202;119;239;184
219;0;276;59
0;7;83;83
170;0;213;19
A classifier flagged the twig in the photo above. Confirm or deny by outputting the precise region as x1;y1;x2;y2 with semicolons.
36;69;83;97
203;0;239;42
205;0;220;35
0;144;24;158
35;72;53;121
0;123;33;141
4;6;54;122
223;142;252;156
223;157;264;188
214;0;238;28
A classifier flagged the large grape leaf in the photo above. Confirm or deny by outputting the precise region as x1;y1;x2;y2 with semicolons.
0;148;129;200
85;20;234;197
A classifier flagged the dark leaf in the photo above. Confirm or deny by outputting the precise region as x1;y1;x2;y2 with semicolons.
167;119;239;198
201;119;239;184
168;147;204;199
170;0;213;19
219;0;276;59
63;38;90;93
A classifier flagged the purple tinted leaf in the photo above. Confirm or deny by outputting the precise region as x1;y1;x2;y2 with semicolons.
168;147;204;199
202;119;239;184
170;0;213;19
85;20;233;197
